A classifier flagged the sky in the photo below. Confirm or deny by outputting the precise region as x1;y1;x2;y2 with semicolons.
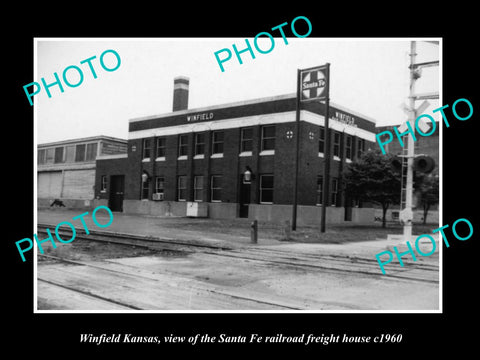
35;38;440;144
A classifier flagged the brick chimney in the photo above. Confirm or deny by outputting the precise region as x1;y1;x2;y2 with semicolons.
172;76;189;111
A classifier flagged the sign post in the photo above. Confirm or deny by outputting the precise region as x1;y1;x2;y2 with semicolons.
292;63;330;232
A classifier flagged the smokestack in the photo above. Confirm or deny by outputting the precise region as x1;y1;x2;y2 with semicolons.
172;76;189;111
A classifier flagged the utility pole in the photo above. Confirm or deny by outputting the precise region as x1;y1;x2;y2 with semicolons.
292;68;301;231
403;41;417;243
320;68;331;233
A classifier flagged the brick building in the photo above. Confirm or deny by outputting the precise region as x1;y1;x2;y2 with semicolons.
94;77;379;225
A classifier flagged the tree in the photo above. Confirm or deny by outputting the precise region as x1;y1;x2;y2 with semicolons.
415;173;439;224
344;149;401;228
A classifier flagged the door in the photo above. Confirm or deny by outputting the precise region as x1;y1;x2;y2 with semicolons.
109;175;124;212
344;196;353;221
38;171;62;198
239;179;251;218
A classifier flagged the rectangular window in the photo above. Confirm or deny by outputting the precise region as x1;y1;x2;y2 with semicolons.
45;148;55;164
75;144;86;162
194;175;204;202
86;143;98;161
211;175;222;202
195;133;205;156
357;138;365;158
54;147;64;163
316;176;323;205
155;177;165;194
331;178;339;206
177;175;187;201
178;134;188;157
65;145;75;163
318;127;325;153
141;179;149;200
212;131;224;155
156;138;166;158
333;132;341;158
260;175;274;204
261;125;275;151
143;139;151;159
345;135;352;160
240;127;253;153
38;149;46;165
100;175;107;192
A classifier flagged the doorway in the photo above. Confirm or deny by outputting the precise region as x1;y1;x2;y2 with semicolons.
109;175;124;212
239;179;251;218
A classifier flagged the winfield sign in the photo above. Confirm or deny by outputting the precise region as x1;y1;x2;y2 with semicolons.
187;112;214;122
331;110;357;127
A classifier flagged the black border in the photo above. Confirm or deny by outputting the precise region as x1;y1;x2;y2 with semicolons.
7;5;479;355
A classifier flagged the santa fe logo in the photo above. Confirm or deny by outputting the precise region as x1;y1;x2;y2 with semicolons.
301;68;327;101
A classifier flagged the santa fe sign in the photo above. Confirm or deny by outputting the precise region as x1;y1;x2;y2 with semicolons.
300;64;329;102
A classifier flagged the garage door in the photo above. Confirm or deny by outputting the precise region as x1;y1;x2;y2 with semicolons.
38;171;62;198
61;169;95;199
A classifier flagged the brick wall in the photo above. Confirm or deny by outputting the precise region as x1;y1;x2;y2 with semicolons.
95;156;129;200
118;120;376;208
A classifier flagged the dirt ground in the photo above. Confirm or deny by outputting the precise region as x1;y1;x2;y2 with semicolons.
36;235;439;311
36;209;440;311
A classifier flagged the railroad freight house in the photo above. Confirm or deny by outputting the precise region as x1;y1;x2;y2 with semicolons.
94;77;378;225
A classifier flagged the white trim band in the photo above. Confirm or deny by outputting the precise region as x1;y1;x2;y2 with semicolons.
97;153;128;160
174;83;189;90
128;110;376;142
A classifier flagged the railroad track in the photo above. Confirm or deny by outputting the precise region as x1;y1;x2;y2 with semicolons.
37;253;304;310
36;223;439;310
213;248;439;284
37;223;234;252
37;223;439;284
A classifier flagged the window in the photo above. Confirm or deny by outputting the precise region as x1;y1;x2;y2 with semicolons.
316;176;323;205
155;177;165;194
86;143;97;161
177;176;187;201
195;133;205;156
65;145;75;162
261;125;275;151
73;144;84;162
38;149;46;165
212;131;224;155
211;176;222;202
194;176;204;202
357;138;365;159
331;179;339;206
318;127;325;153
240;127;253;153
45;148;55;164
100;175;107;192
54;147;64;163
260;175;274;204
178;134;188;157
333;132;341;158
141;178;149;200
142;139;151;159
345;135;352;160
156;138;166;158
